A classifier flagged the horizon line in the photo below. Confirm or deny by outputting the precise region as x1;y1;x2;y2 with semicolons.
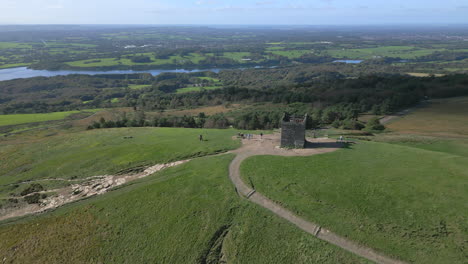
1;23;468;27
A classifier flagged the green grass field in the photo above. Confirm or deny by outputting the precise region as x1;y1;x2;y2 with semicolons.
0;109;102;127
374;135;468;158
0;63;31;69
270;50;312;58
327;46;445;59
197;76;221;83
65;53;187;67
387;97;468;137
241;141;467;263
128;84;151;90
65;51;258;68
0;127;241;196
176;85;223;93
221;52;252;62
0;42;32;50
265;46;286;51
0;154;368;263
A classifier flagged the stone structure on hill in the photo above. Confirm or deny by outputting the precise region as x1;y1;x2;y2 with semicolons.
280;113;307;148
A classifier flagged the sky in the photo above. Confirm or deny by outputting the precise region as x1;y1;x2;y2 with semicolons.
1;0;468;25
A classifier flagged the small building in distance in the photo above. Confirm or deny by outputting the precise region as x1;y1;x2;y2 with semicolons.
280;113;307;148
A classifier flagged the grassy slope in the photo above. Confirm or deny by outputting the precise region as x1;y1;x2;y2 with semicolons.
128;84;151;90
386;97;468;137
0;127;240;195
0;109;101;127
0;155;368;264
241;142;467;263
372;134;468;158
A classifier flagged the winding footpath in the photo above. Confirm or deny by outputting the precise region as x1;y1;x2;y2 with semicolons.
228;134;406;264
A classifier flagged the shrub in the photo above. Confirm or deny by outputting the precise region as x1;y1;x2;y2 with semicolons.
24;193;41;204
342;119;365;130
131;56;152;63
8;198;18;204
365;117;385;131
331;120;342;128
20;183;44;196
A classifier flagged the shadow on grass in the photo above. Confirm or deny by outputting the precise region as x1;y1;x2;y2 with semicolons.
305;141;355;149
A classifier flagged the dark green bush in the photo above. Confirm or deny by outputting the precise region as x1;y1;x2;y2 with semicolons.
20;183;44;196
24;193;41;204
365;117;385;131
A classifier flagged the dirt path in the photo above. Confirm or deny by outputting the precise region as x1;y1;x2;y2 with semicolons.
229;133;406;264
0;160;189;221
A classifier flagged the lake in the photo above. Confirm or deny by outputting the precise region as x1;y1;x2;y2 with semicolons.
0;67;223;82
333;60;363;64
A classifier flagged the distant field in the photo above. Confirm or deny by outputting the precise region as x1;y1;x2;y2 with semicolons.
0;63;30;69
176;85;223;93
65;53;200;67
175;75;223;93
128;84;151;90
65;51;258;67
0;42;32;50
0;155;367;263
161;104;241;116
386;97;468;137
197;76;221;83
327;46;444;59
270;50;312;58
265;46;285;51
406;72;445;77
0;109;101;127
241;141;467;263
222;52;252;62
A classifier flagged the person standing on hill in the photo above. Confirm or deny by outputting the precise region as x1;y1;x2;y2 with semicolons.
199;134;203;142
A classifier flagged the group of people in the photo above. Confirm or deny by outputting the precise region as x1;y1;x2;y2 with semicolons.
200;132;265;142
237;132;263;140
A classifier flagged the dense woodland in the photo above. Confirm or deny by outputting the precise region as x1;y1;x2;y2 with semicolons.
2;64;468;130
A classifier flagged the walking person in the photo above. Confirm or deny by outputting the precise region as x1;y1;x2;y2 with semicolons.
199;134;203;142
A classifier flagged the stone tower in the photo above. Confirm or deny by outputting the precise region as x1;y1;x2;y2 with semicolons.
280;113;307;148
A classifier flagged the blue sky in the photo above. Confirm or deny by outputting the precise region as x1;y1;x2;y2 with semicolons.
1;0;468;25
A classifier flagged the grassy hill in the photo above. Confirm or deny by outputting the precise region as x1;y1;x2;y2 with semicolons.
0;127;240;199
0;109;102;127
0;155;368;263
386;97;468;137
241;141;467;263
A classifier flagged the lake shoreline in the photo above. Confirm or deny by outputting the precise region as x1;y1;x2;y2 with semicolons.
0;67;225;81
